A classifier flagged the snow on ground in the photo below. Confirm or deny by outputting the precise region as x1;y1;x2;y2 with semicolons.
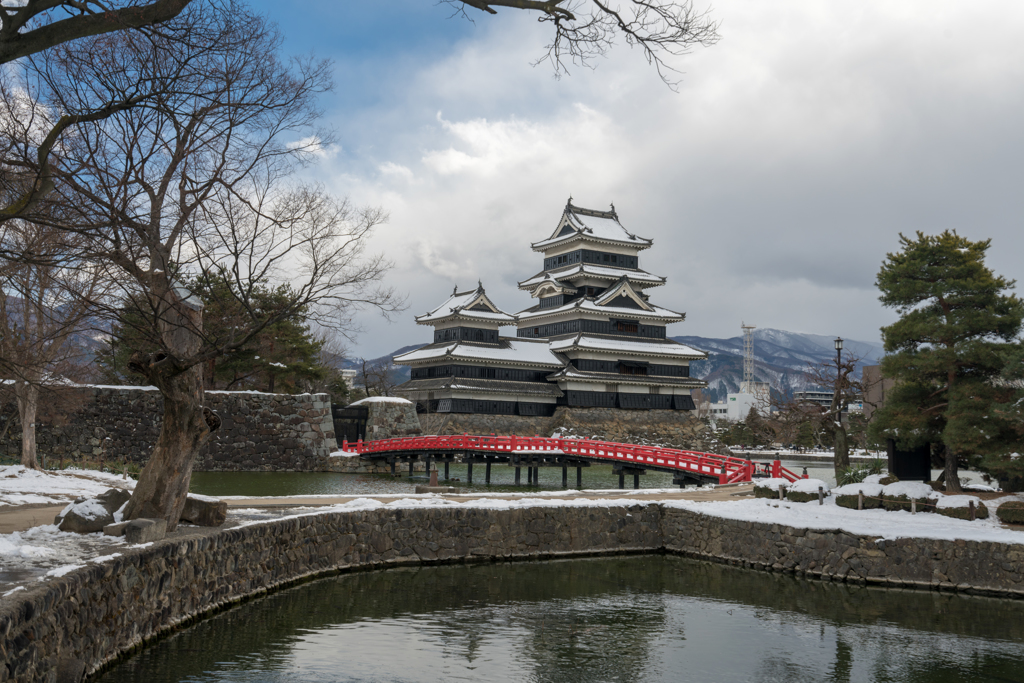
0;466;135;507
665;495;1024;544
0;523;128;587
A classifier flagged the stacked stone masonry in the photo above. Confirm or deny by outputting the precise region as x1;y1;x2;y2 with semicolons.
0;387;337;471
3;505;1024;682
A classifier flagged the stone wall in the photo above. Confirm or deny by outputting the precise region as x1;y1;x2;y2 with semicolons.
420;407;726;453
662;507;1024;592
0;504;659;683
0;387;337;471
3;503;1024;682
362;399;422;442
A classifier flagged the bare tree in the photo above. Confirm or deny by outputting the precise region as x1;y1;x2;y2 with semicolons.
17;4;401;528
0;0;193;65
447;0;719;87
764;355;863;479
0;219;108;468
359;357;400;398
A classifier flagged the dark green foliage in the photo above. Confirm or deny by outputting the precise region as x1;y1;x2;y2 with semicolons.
870;231;1024;487
935;502;988;521
996;500;1024;525
754;485;779;499
96;271;331;394
835;494;880;510
878;474;899;485
880;494;937;512
785;490;819;503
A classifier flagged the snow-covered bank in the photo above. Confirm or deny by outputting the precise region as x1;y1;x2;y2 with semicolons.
664;496;1024;545
0;466;135;507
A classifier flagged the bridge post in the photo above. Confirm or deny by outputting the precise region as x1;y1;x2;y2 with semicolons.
562;464;568;488
528;466;533;485
618;472;625;489
444;461;450;481
409;461;414;477
577;466;582;489
634;473;640;490
390;459;396;476
515;466;521;485
425;457;431;477
485;462;491;485
772;460;781;478
466;462;473;484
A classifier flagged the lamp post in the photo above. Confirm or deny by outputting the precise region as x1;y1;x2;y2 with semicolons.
834;337;844;422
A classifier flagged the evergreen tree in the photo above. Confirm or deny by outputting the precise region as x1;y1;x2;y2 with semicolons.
871;231;1024;491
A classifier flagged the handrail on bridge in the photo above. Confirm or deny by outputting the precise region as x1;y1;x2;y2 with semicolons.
340;434;808;485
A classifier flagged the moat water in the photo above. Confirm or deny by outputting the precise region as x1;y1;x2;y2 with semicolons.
96;556;1024;683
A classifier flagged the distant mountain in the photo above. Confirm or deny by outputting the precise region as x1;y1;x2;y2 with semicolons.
674;328;885;403
362;328;884;402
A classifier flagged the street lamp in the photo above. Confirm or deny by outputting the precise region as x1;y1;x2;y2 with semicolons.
834;337;844;421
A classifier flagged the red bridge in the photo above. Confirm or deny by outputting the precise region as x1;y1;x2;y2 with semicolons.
339;434;806;489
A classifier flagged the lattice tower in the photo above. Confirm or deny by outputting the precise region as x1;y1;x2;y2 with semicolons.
741;322;756;391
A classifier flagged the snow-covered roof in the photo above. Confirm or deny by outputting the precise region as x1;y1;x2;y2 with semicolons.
532;201;652;251
518;264;665;290
549;335;707;359
416;284;515;325
348;396;413;406
517;297;684;322
393;339;564;367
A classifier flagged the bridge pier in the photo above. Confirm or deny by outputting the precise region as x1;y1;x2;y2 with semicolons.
444;462;449;481
618;472;625;489
515;466;521;486
634;473;640;490
527;466;533;485
485;462;491;485
408;461;414;477
466;462;473;484
390;459;396;476
562;465;567;488
577;466;582;489
425;457;431;477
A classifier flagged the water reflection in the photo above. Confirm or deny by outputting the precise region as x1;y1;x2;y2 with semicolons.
97;556;1024;683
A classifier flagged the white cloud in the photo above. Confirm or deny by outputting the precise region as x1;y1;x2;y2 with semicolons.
309;1;1024;356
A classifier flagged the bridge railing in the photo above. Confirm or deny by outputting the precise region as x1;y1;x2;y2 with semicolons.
340;433;814;485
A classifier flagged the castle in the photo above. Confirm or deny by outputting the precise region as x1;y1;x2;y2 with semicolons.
393;200;707;416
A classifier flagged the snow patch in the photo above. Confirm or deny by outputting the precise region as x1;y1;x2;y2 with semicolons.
882;482;936;499
43;564;85;578
347;396;413;406
788;478;829;495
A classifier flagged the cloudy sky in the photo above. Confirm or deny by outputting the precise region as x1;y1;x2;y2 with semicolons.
246;1;1024;359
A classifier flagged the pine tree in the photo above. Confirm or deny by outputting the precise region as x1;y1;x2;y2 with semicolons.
871;231;1024;491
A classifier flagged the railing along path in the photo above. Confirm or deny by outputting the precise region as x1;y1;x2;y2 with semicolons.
340;434;806;485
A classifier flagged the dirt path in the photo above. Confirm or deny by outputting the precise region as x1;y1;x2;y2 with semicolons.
0;504;65;534
0;486;755;533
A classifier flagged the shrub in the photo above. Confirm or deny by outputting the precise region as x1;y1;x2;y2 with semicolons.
786;490;819;503
935;502;989;521
754;486;778;499
835;494;881;510
997;500;1024;525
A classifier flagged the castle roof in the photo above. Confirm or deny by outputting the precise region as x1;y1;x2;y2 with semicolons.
518;264;665;291
393;338;563;367
549;334;707;360
415;283;515;326
532;200;652;252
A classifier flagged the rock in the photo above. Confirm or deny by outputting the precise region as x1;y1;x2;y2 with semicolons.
125;518;167;544
56;657;86;683
96;488;132;515
180;495;228;527
58;498;115;533
103;521;130;537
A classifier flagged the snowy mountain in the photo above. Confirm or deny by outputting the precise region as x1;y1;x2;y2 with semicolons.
675;328;885;403
369;328;884;402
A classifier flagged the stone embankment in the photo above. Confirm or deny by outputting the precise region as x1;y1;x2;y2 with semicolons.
3;505;1023;682
0;387;337;471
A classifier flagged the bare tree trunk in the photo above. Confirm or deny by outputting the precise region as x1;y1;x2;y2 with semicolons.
13;381;39;469
833;425;849;480
122;294;220;530
943;444;962;492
